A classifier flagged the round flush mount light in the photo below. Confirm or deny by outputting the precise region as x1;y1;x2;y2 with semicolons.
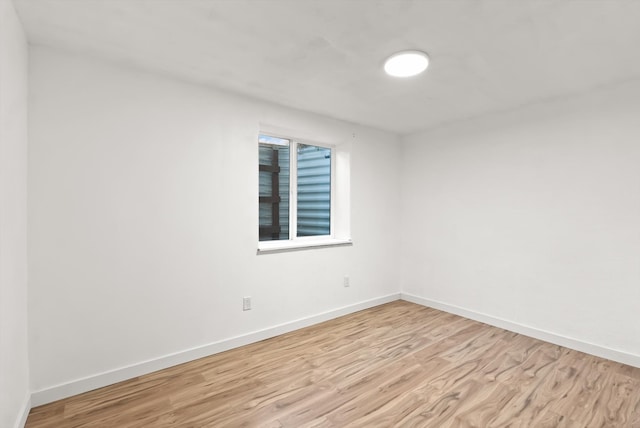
384;50;429;77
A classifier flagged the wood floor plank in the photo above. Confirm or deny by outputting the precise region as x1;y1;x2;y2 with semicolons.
25;301;640;427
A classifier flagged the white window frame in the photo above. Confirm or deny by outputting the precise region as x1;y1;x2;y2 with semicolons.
258;133;351;253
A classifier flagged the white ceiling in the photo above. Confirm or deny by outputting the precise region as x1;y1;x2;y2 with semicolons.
14;0;640;135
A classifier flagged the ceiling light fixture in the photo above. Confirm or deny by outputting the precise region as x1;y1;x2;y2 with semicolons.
384;50;429;77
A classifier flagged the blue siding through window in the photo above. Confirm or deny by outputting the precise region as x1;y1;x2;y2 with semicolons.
297;145;331;236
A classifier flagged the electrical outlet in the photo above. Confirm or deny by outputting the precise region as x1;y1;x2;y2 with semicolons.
343;276;350;287
243;296;252;311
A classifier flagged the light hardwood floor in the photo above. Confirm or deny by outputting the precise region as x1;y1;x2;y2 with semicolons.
26;301;640;427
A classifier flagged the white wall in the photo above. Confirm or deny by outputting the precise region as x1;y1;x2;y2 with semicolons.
401;80;640;363
28;47;401;397
0;0;30;426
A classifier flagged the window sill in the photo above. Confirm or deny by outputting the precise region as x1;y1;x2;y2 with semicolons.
257;238;353;254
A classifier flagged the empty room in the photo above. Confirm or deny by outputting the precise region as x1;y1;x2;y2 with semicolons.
2;0;639;427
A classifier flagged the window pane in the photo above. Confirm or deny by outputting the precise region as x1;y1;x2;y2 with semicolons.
297;144;331;237
259;140;290;241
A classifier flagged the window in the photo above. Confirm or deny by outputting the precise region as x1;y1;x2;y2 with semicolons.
259;134;333;243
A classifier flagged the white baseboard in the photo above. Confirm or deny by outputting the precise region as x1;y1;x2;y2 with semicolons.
31;293;401;407
401;292;640;369
15;394;31;428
